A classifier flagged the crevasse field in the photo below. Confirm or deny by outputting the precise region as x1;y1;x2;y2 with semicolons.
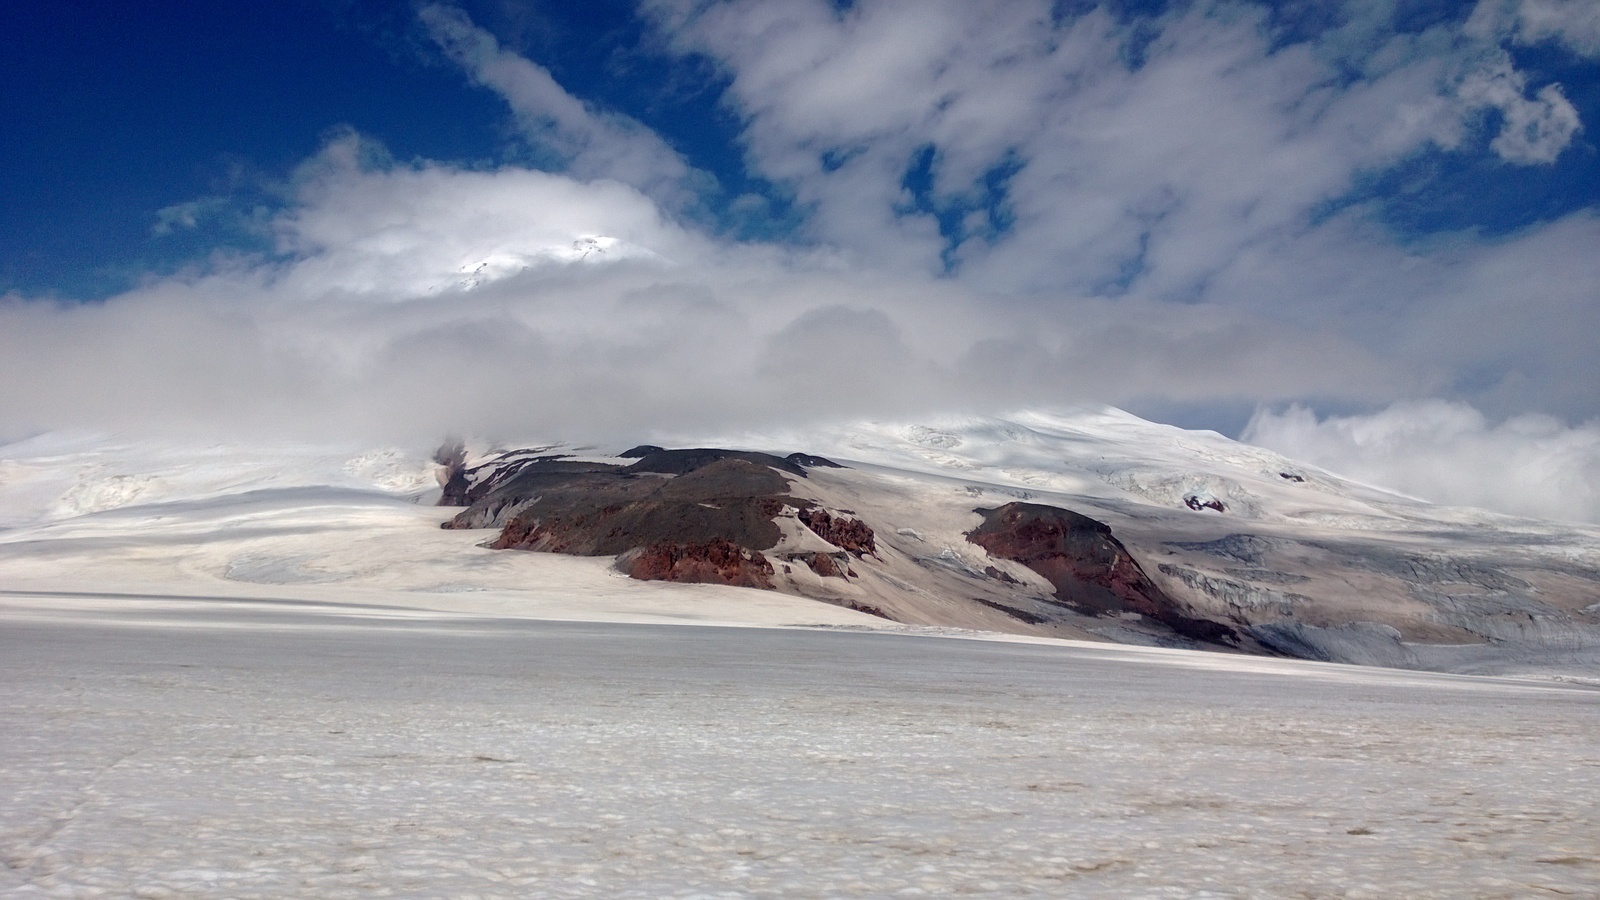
1;426;1598;897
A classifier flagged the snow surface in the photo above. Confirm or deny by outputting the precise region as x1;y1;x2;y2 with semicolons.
2;415;1599;896
2;602;1596;898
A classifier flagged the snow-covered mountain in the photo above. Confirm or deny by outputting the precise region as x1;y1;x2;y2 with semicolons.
3;408;1597;677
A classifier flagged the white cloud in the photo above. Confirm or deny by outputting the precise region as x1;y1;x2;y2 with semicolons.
1457;56;1582;164
1472;0;1600;58
652;0;1583;298
418;4;707;210
0;130;1409;445
1;1;1596;482
642;0;1598;421
272;134;695;297
1243;401;1600;524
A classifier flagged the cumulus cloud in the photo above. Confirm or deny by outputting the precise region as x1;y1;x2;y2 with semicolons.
1244;401;1600;524
638;0;1598;420
651;0;1583;294
1457;56;1582;164
272;132;700;297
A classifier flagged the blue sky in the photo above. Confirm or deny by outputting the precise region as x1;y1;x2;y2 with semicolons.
3;0;1600;518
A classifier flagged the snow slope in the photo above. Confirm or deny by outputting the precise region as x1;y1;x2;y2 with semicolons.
2;407;1598;675
700;409;1600;675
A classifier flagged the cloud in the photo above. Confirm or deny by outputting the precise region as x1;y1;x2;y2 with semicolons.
1243;400;1600;524
1472;0;1600;58
1457;56;1582;164
418;4;707;210
643;0;1597;419
651;0;1586;294
0;131;1413;445
152;197;232;235
1;1;1596;481
272;132;699;297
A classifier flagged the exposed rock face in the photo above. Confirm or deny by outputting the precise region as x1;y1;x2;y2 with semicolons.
444;446;848;590
967;502;1238;645
798;509;876;557
485;457;790;556
434;440;471;507
805;552;846;578
621;540;775;588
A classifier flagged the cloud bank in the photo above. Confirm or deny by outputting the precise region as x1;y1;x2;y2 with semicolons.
1245;401;1600;524
1;1;1597;526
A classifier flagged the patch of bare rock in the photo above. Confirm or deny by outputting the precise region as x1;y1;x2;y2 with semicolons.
434;442;1600;674
966;502;1239;645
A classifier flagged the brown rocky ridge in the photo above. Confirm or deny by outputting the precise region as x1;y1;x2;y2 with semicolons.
966;501;1240;645
443;446;873;592
439;444;1255;651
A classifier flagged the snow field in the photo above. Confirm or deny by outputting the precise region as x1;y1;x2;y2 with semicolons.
2;605;1596;899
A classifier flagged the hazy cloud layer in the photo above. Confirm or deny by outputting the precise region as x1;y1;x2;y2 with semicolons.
0;136;1401;445
1245;401;1600;525
2;1;1597;525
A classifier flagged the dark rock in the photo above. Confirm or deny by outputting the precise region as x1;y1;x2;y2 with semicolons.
488;457;790;556
786;452;844;469
798;509;877;556
972;597;1050;625
446;445;877;595
622;540;775;589
983;565;1022;585
434;439;471;507
624;447;812;477
967;502;1237;645
1184;494;1226;513
1279;472;1305;483
808;553;841;577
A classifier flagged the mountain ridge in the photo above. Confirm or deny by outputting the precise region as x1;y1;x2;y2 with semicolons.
3;407;1597;676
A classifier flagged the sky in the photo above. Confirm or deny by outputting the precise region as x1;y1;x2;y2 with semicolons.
2;0;1599;520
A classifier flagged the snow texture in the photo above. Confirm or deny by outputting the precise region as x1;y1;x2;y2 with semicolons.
1;603;1597;899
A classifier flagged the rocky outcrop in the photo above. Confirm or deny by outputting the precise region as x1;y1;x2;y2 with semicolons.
967;502;1237;645
798;509;876;557
485;457;790;556
621;540;775;588
803;551;850;578
434;440;471;507
444;445;854;591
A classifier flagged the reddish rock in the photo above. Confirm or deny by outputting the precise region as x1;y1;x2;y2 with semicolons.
798;509;877;556
968;502;1236;645
808;552;857;578
624;540;775;589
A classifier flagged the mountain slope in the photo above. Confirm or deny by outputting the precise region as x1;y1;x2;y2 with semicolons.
3;409;1598;676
